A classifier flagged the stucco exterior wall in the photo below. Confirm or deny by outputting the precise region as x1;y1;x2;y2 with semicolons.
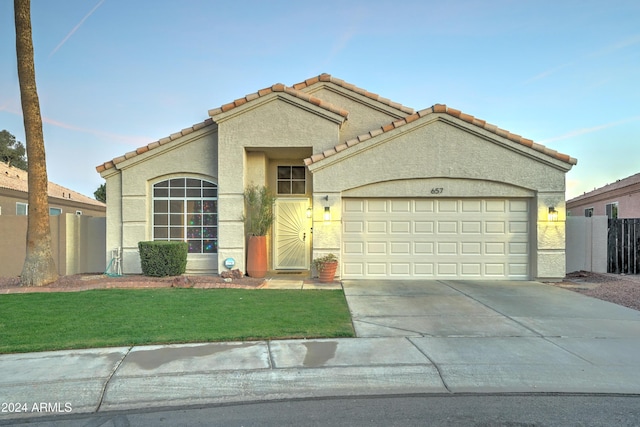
566;216;608;273
309;115;571;280
301;85;408;143
215;95;342;273
102;126;218;274
567;186;640;218
0;190;105;217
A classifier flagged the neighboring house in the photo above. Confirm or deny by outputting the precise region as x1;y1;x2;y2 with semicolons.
97;74;576;281
567;172;640;219
0;162;106;217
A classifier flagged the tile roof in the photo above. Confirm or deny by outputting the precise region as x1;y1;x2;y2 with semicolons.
207;82;350;119
97;77;359;174
567;171;640;203
304;104;578;166
96;118;216;173
0;162;106;207
291;74;415;115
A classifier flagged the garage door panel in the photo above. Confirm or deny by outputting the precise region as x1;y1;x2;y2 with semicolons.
461;221;481;233
414;221;434;233
342;198;530;280
343;221;364;233
438;222;458;233
461;263;482;275
437;200;458;212
462;242;482;255
367;221;387;233
414;242;434;254
415;200;435;212
390;221;411;233
366;242;386;255
390;200;411;212
390;242;411;254
366;200;387;212
366;263;387;275
344;241;364;255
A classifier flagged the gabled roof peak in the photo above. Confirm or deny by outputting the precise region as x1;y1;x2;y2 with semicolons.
207;82;349;119
293;73;414;115
304;104;577;166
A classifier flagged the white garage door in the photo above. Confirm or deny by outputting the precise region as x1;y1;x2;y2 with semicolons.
342;198;530;280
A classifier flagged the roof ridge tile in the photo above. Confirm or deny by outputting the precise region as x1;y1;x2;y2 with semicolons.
291;74;415;115
304;104;577;166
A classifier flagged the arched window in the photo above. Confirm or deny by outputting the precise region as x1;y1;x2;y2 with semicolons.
152;178;217;253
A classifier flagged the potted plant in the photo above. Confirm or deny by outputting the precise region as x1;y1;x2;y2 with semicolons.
312;253;339;283
242;185;276;278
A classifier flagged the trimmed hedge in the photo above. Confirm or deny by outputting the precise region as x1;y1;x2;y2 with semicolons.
138;241;188;277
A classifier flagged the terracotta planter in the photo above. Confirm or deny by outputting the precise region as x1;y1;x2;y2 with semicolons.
318;261;338;283
246;236;267;278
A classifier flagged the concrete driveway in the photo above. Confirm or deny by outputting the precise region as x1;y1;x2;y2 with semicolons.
343;279;640;339
342;279;640;392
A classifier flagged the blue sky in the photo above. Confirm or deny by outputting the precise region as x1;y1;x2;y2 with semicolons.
1;0;639;200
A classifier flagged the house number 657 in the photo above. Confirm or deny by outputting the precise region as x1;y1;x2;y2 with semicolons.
430;188;444;194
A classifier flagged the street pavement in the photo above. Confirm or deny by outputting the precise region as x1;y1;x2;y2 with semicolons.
1;279;640;420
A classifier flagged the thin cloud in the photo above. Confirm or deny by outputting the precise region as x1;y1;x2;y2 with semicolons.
41;116;150;147
49;0;106;58
525;34;640;84
539;116;640;144
0;104;149;147
587;33;640;58
525;62;573;84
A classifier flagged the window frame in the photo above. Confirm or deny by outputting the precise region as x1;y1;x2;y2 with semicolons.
605;202;618;219
16;202;28;216
584;207;593;217
276;165;307;195
49;207;62;216
152;177;218;254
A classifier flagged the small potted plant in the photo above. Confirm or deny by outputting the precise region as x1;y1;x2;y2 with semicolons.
312;253;339;283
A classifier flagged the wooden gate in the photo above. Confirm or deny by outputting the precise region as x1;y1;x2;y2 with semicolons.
608;218;640;274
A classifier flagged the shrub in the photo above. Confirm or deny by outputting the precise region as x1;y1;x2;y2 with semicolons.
138;241;188;277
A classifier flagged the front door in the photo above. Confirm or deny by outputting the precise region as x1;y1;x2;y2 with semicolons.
274;198;311;269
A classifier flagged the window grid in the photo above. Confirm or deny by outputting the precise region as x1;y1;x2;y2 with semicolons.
153;178;218;253
277;166;306;195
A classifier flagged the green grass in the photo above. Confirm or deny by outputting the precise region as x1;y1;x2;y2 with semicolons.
0;289;355;354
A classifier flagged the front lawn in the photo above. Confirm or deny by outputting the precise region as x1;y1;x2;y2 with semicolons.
0;289;355;354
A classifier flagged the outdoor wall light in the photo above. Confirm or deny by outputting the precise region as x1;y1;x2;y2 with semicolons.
306;206;312;218
323;206;331;221
548;206;558;222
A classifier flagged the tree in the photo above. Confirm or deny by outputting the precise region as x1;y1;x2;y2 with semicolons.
14;0;58;286
94;183;106;203
0;129;28;170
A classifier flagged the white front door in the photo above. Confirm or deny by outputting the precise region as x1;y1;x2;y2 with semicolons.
274;198;311;269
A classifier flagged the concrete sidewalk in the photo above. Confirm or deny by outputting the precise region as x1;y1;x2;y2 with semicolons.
1;279;640;420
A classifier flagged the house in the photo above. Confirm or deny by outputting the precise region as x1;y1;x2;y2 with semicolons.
0;161;107;277
0;162;106;217
567;172;640;219
96;74;576;281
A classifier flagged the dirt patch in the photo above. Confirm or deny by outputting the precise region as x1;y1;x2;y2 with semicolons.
0;274;266;294
552;271;640;312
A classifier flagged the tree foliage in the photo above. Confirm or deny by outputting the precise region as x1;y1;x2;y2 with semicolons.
0;129;28;170
94;183;106;203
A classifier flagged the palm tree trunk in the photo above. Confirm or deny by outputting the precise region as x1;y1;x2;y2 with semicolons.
15;0;58;286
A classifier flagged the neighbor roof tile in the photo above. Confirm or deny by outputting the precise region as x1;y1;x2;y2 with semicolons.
0;162;105;207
